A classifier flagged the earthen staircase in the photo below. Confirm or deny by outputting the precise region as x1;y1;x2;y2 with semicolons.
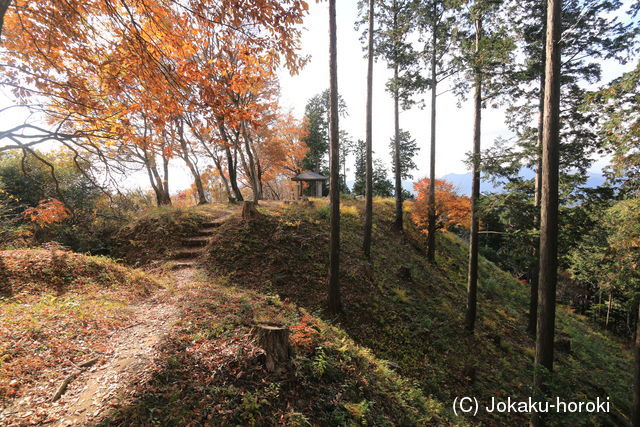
168;214;232;269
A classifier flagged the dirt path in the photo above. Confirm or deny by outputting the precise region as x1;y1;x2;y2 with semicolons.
46;268;203;425
49;232;213;425
1;212;226;426
51;296;179;426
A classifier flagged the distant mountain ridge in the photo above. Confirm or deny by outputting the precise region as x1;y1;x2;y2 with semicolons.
405;169;605;196
354;169;605;196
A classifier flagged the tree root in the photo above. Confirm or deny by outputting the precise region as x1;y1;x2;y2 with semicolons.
51;357;100;402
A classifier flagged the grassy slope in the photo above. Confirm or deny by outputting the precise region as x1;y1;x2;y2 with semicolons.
0;249;163;411
101;276;447;426
203;198;633;425
2;205;448;426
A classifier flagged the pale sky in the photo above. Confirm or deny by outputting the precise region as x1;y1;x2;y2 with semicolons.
278;0;510;180
277;1;630;185
1;1;634;193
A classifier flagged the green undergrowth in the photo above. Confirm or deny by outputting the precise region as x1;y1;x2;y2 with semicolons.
0;249;163;410
203;198;633;426
100;278;449;426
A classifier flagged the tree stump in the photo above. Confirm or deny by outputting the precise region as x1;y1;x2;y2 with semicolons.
252;325;292;374
397;266;412;280
242;201;261;221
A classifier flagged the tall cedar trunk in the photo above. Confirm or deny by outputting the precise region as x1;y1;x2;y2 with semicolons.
327;0;342;315
606;291;613;329
465;18;482;333
426;21;437;262
363;0;374;257
393;71;402;230
532;0;561;425
393;1;402;231
633;302;640;426
529;3;547;336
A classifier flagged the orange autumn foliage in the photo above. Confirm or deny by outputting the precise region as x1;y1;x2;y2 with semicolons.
256;111;309;182
290;314;321;351
1;0;309;153
1;0;311;204
412;179;471;232
23;198;70;227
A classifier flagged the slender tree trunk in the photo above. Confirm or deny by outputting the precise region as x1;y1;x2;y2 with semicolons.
327;0;342;315
256;158;263;200
363;0;374;258
218;124;243;202
225;146;243;202
190;162;207;205
465;18;482;333
633;302;640;426
143;149;171;206
532;0;561;424
190;124;233;203
393;2;402;231
161;153;171;204
237;143;257;202
145;163;163;206
342;154;348;193
426;24;437;262
198;139;233;202
597;291;603;322
528;3;547;337
241;122;261;201
178;129;207;205
605;291;613;330
393;74;402;230
211;156;232;202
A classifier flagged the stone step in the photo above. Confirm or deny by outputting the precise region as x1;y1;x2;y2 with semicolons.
194;228;217;237
168;260;198;270
171;247;206;260
201;221;223;229
200;214;234;229
182;237;210;247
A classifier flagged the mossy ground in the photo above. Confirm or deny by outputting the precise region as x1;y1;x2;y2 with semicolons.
203;198;633;426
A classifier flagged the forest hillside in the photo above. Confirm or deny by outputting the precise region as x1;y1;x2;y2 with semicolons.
0;0;638;425
203;198;634;426
1;199;631;425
